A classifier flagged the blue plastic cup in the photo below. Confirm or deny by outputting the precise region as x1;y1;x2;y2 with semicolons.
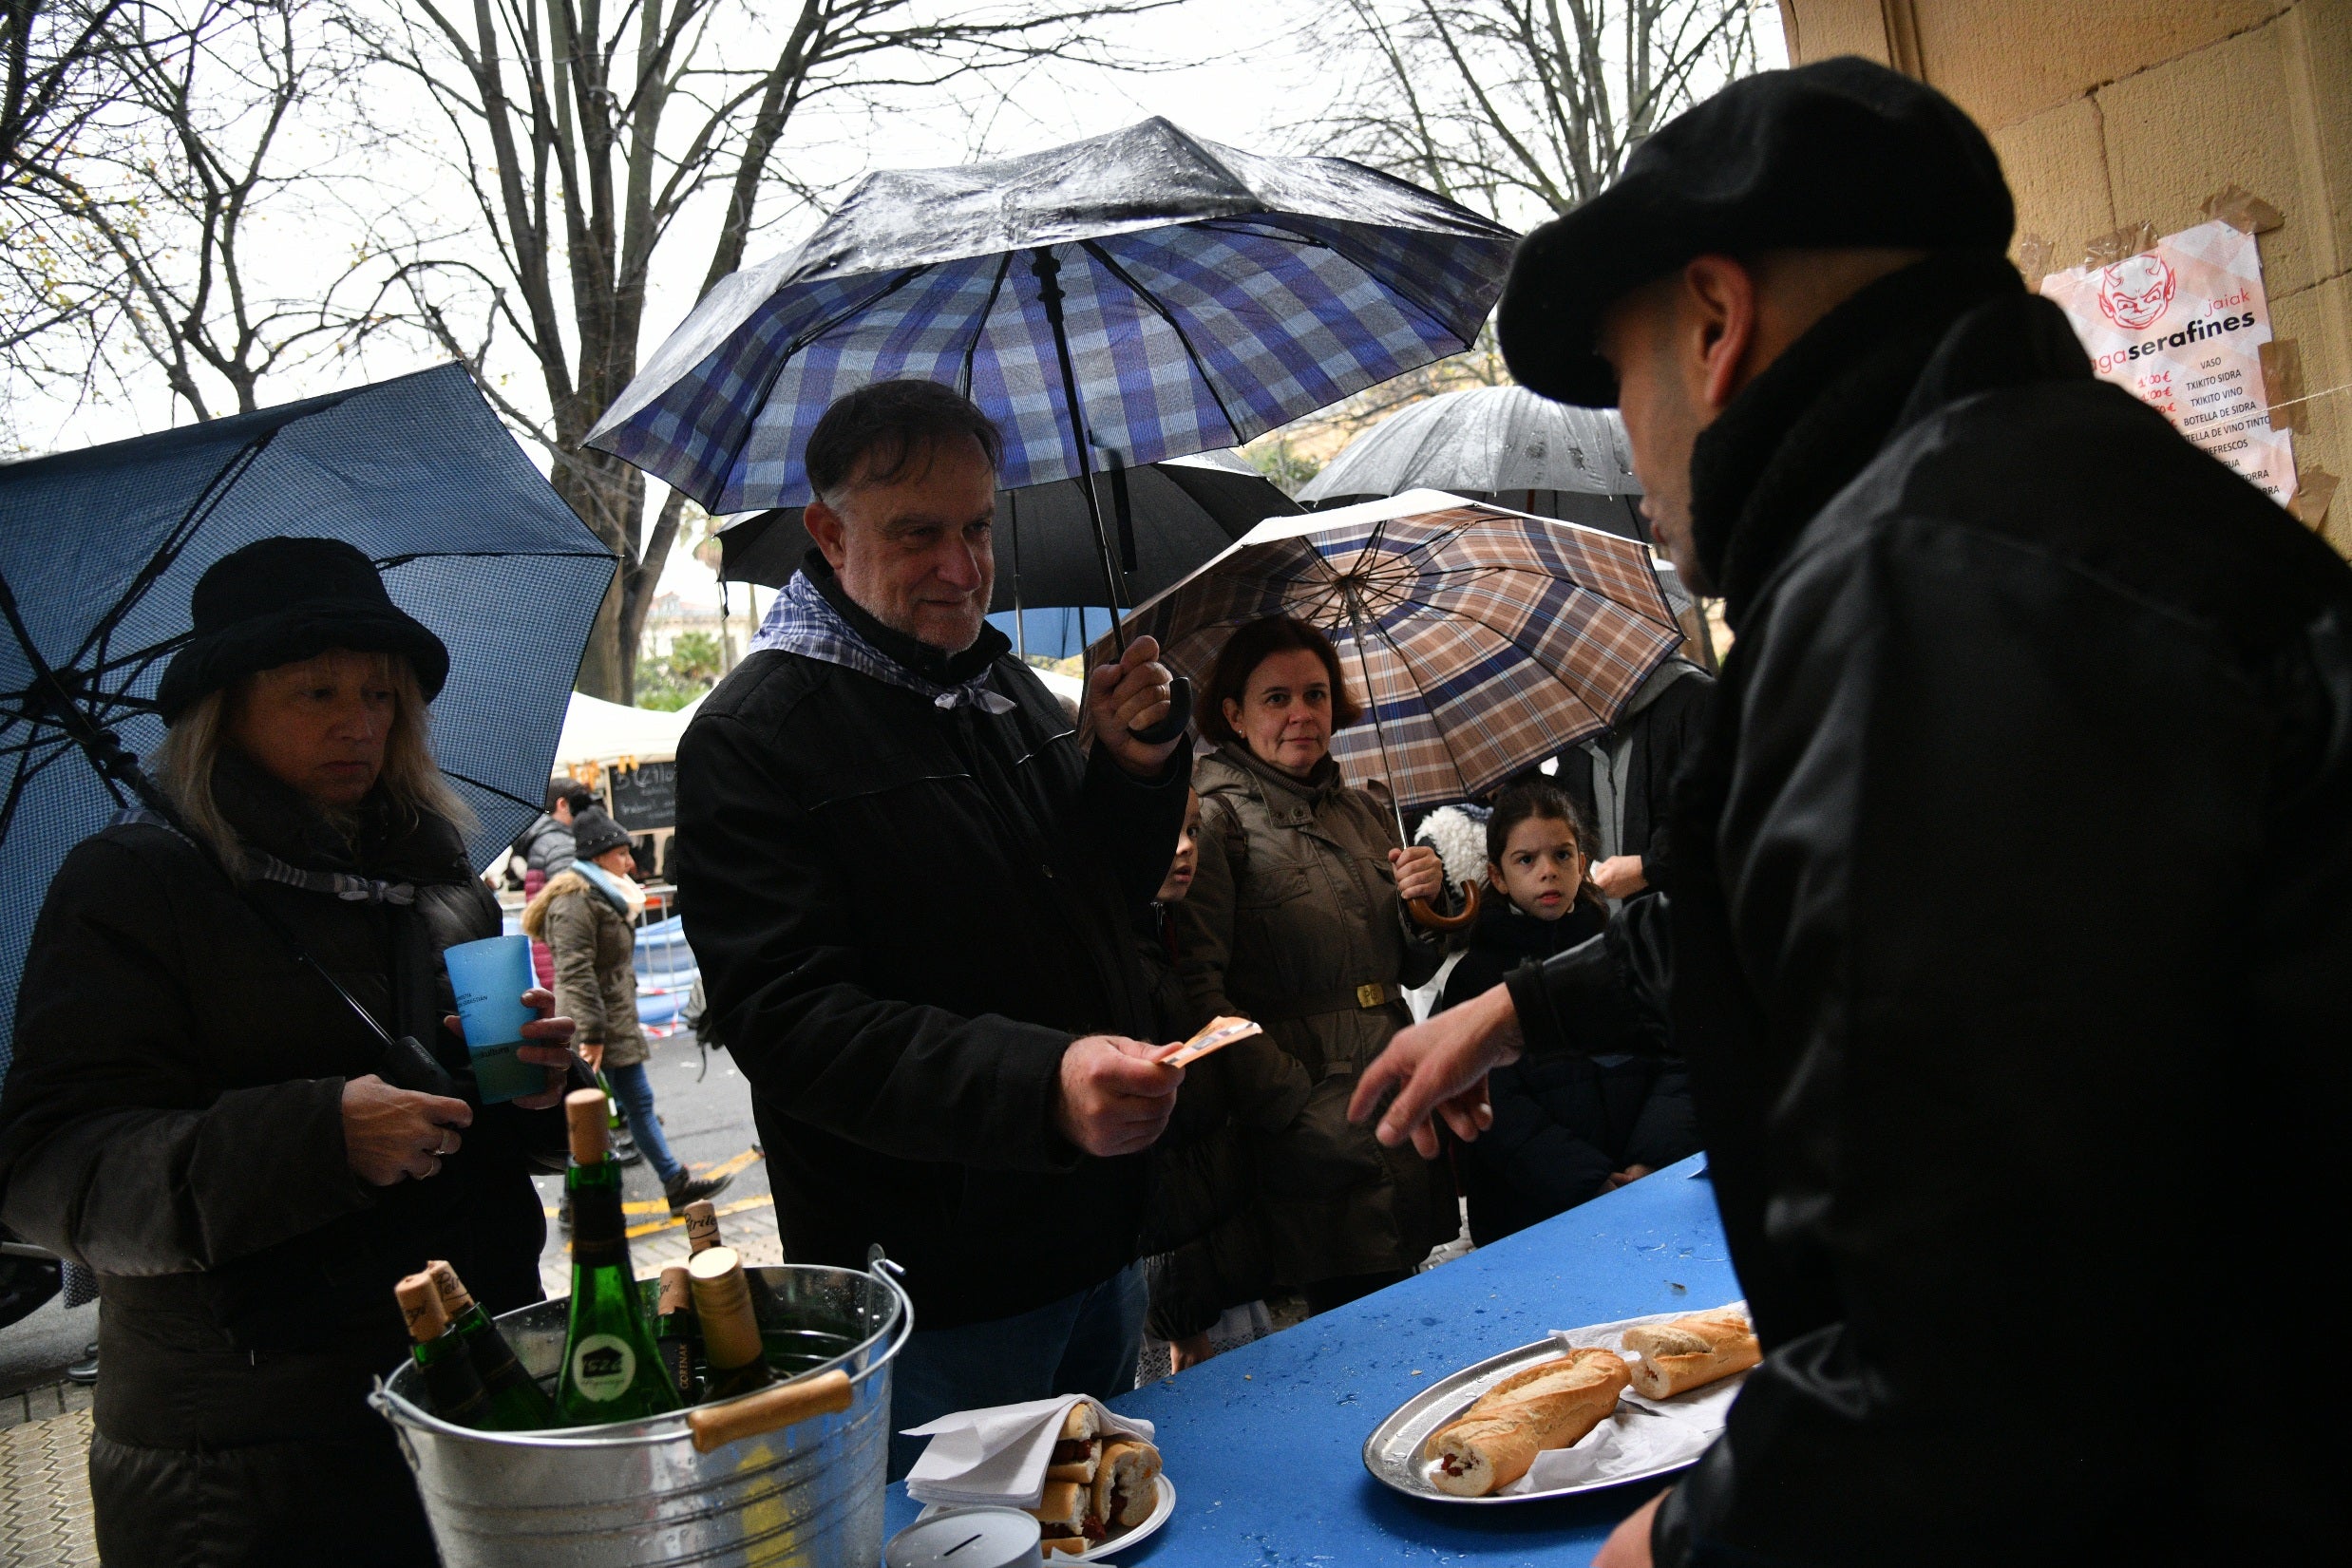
444;935;542;1105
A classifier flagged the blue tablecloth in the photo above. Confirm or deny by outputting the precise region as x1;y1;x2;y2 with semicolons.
883;1154;1733;1565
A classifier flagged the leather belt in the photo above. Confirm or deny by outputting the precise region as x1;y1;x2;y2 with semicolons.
1240;981;1403;1021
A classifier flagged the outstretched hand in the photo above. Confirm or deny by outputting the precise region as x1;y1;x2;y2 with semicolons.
1346;982;1523;1159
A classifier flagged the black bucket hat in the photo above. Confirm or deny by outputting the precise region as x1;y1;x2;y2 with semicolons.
569;805;634;861
1497;56;2014;407
155;537;450;723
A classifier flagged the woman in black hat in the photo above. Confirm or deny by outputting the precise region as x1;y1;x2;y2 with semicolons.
0;537;578;1566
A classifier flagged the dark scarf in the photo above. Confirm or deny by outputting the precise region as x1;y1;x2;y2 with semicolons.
211;746;471;888
1689;249;2027;623
803;547;1010;687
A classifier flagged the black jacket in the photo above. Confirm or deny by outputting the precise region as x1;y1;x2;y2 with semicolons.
0;753;553;1565
1444;896;1695;1244
673;565;1188;1331
1513;254;2352;1563
1549;663;1710;888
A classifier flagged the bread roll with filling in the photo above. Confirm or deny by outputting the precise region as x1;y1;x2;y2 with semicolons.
1622;1309;1759;1398
1044;1401;1103;1483
1091;1440;1162;1530
1423;1349;1629;1497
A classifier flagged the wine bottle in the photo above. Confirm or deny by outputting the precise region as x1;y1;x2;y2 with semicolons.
682;1198;721;1255
654;1264;701;1401
397;1271;492;1428
426;1258;560;1430
555;1088;683;1426
687;1245;775;1404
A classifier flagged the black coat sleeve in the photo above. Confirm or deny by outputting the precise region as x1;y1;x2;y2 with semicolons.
674;708;1079;1174
1503;893;1673;1060
0;837;371;1274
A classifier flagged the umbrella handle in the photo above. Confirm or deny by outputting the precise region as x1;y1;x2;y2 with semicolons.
1129;674;1193;746
1407;878;1480;934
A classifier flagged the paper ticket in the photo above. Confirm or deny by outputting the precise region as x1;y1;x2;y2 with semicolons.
1157;1014;1261;1068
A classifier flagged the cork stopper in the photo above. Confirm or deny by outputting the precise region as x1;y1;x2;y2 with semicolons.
565;1088;609;1164
425;1258;474;1317
682;1200;720;1254
656;1265;692;1319
395;1272;450;1344
687;1246;762;1371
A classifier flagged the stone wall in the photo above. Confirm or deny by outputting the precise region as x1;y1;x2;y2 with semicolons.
1777;0;2351;549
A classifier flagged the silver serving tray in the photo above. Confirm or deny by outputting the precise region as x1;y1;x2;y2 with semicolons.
1361;1308;1747;1505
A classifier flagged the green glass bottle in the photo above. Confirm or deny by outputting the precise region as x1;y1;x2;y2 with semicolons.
397;1272;491;1428
555;1089;683;1426
427;1258;560;1430
654;1264;701;1402
688;1245;775;1405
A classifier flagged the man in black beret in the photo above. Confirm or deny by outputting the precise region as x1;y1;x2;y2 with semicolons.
1356;57;2352;1566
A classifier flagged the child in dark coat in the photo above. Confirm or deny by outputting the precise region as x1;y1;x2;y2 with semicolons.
1441;780;1699;1245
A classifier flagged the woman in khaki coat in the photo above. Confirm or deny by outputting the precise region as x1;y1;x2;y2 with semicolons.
1171;615;1459;1314
523;805;729;1214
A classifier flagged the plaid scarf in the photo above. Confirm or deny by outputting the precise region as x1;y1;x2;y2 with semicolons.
113;804;417;904
750;570;1015;715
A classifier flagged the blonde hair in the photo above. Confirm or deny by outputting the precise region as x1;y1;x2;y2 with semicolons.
152;651;475;875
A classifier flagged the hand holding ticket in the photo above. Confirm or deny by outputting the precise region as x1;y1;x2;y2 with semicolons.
1157;1014;1261;1068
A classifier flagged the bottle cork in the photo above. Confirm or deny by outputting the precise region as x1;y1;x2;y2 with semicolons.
565;1087;609;1165
656;1264;692;1318
682;1200;720;1254
425;1258;475;1316
687;1246;762;1371
395;1272;450;1344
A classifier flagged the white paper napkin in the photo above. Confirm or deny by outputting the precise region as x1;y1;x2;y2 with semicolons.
902;1395;1156;1509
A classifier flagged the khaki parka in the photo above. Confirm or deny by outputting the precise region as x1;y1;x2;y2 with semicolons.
522;871;648;1067
1172;744;1456;1286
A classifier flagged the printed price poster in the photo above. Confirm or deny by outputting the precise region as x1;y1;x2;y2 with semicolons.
2040;219;2297;507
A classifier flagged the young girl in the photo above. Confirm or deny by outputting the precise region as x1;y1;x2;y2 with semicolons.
1440;780;1698;1244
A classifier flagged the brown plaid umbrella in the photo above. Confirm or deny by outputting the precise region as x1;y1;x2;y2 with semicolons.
1104;488;1683;812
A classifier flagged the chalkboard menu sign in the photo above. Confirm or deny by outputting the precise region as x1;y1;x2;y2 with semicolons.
605;758;678;830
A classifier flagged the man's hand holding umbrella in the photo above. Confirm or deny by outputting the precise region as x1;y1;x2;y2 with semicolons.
1086;633;1183;778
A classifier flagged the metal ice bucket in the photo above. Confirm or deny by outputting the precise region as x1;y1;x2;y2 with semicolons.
373;1257;912;1567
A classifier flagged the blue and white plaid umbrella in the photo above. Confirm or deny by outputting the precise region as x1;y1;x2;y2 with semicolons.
588;118;1514;625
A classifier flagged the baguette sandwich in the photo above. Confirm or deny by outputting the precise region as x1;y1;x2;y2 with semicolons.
1423;1347;1630;1497
1027;1479;1095;1557
1091;1440;1162;1532
1622;1309;1759;1399
1045;1401;1103;1483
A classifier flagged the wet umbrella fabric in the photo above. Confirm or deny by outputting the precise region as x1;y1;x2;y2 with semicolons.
715;448;1299;607
1105;489;1682;810
1298;385;1646;538
586;115;1512;543
0;363;613;1076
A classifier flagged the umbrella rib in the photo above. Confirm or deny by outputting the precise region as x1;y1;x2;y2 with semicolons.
1076;238;1244;444
72;427;278;675
439;767;548;814
961;251;1015;398
1360;609;1479;803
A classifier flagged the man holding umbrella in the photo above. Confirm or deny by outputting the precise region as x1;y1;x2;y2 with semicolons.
675;380;1190;1474
1354;58;2352;1566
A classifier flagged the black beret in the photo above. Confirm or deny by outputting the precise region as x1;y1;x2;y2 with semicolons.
1498;56;2014;407
155;537;450;722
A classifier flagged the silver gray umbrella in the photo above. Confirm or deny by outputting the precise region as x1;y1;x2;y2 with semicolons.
1297;385;1641;536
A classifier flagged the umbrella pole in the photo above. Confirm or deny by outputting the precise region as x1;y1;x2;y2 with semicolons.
1343;595;1477;933
1009;489;1028;661
1029;247;1127;658
1028;246;1192;746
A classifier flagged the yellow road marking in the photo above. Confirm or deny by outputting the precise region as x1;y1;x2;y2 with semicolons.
624;1192;773;1239
540;1147;765;1219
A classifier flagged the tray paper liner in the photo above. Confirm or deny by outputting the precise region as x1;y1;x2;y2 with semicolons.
1477;1301;1750;1495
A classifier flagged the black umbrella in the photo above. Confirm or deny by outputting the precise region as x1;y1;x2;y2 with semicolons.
715;449;1299;654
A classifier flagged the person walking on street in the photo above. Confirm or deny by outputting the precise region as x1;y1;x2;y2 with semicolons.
0;538;578;1566
1173;614;1458;1318
1351;59;2352;1568
517;783;593;988
673;379;1190;1476
524;804;730;1215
